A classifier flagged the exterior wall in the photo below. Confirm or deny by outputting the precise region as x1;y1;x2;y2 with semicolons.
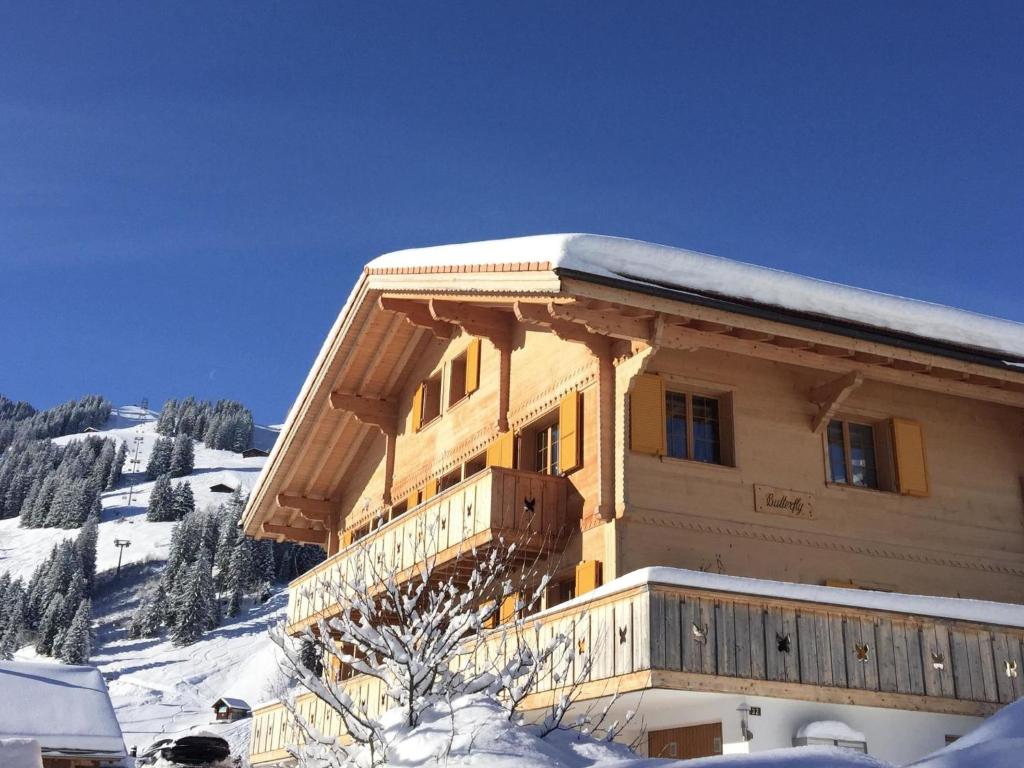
619;347;1024;602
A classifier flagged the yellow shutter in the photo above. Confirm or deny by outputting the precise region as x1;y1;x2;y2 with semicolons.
412;383;424;432
482;600;497;629
423;477;438;501
485;431;515;468
341;529;354;548
465;338;481;395
892;418;929;497
630;374;666;455
557;390;581;475
406;490;420;510
499;592;520;624
575;560;602;596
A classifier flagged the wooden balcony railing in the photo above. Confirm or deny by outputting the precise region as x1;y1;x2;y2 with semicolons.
253;574;1024;764
285;466;570;633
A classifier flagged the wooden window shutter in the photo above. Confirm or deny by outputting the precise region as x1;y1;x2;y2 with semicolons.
406;490;420;510
482;600;497;629
575;560;602;596
499;592;520;624
411;383;425;432
558;390;581;474
486;431;515;468
630;374;666;455
892;418;929;496
341;529;354;548
423;477;438;500
465;338;481;395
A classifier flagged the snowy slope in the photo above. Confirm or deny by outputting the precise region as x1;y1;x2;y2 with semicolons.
0;406;287;758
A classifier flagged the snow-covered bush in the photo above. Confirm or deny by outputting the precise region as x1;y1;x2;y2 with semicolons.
272;517;637;766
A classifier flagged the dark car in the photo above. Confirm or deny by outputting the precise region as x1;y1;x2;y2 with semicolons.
137;733;231;766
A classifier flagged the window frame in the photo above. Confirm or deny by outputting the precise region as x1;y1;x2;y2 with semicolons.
824;417;893;492
447;350;469;409
662;388;728;466
419;373;443;427
519;410;561;476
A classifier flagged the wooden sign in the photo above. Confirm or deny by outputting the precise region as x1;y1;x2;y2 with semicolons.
754;484;814;519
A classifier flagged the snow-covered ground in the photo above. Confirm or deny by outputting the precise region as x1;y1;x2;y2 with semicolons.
1;406;286;758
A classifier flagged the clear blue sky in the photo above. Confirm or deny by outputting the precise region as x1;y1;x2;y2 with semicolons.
2;2;1022;424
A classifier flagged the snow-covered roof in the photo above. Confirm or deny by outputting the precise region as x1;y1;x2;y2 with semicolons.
796;720;867;743
213;697;251;710
556;567;1024;629
369;234;1024;362
0;661;127;759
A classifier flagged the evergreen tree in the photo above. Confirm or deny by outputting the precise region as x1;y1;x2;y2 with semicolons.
146;474;175;522
225;539;254;617
59;599;92;664
145;437;173;480
35;595;64;655
172;549;215;646
76;516;99;588
0;591;26;660
169;436;195;477
171;481;195;521
106;441;127;490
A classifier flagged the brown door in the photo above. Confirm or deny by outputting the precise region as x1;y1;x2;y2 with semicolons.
649;722;723;759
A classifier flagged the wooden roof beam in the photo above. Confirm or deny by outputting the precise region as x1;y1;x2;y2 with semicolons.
328;392;398;434
277;493;336;522
546;303;652;341
262;522;328;546
378;296;453;340
513;301;609;354
810;371;864;434
428;299;514;348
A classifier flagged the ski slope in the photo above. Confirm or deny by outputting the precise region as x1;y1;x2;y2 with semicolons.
1;405;287;757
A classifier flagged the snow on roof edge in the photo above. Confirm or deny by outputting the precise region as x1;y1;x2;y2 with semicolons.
369;234;1024;362
546;566;1024;629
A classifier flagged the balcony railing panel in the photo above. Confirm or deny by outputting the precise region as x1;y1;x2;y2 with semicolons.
286;467;569;632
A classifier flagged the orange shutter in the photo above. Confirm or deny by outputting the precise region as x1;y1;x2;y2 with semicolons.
423;477;438;501
558;391;581;475
482;600;497;629
499;592;520;624
412;383;424;432
406;490;420;510
341;529;354;548
575;560;602;596
892;418;929;496
486;431;515;468
630;374;665;456
465;338;481;395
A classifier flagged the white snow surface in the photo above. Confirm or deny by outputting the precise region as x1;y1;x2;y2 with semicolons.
369;234;1024;361
556;566;1024;629
0;660;126;757
0;407;287;757
0;738;42;768
795;721;867;743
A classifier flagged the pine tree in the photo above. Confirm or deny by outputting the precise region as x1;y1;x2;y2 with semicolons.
172;549;215;646
35;595;64;655
171;481;195;521
146;474;175;522
59;599;92;664
0;591;26;659
76;516;99;588
169;436;195;478
145;437;173;480
226;539;254;617
106;441;127;490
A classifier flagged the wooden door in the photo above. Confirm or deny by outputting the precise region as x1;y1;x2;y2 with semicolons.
649;722;723;759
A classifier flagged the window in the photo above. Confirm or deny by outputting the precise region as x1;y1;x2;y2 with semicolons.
664;391;722;464
464;452;486;479
421;374;442;424
438;468;461;493
448;353;467;407
827;419;879;489
521;413;560;475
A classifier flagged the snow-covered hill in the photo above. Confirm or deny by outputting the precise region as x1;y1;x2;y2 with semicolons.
0;406;287;758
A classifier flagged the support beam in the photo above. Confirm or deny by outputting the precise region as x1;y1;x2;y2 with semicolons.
277;493;336;522
328;392;398;433
513;301;609;354
262;522;327;545
547;303;652;341
810;371;864;434
378;296;453;339
428;299;514;348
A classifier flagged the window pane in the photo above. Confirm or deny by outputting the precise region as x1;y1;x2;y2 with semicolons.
665;392;687;459
827;420;847;483
535;429;548;473
550;423;560;475
848;423;878;488
691;396;721;464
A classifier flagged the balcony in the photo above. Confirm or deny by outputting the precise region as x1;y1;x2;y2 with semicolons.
285;466;571;633
254;572;1024;764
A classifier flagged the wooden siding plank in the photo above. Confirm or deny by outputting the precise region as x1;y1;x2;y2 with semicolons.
734;602;751;679
634;592;651;671
891;621;912;695
665;594;682;671
814;613;833;686
951;630;973;700
992;633;1014;704
749;606;766;680
765;607;784;682
877;619;898;693
862;618;880;691
782;608;800;683
978;632;998;704
649;592;666;670
798;611;819;686
681;597;700;673
613;600;634;677
844;618;866;689
700;598;717;675
717;601;736;677
829;614;847;688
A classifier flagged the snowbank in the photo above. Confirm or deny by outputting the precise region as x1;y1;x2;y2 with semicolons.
0;660;126;759
551;566;1024;629
795;721;866;743
370;234;1024;361
906;696;1024;768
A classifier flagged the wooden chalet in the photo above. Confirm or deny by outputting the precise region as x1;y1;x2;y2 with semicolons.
243;234;1024;764
212;697;252;722
242;447;270;458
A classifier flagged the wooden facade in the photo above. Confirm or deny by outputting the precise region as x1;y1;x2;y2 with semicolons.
242;242;1024;763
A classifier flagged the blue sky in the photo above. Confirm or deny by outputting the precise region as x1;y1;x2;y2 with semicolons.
2;2;1022;423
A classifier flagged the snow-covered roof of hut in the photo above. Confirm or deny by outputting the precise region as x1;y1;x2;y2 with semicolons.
213;697;251;711
0;661;127;759
796;721;867;743
369;234;1024;362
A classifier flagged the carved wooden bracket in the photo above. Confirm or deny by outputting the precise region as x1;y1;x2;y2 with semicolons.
428;299;514;349
276;493;336;523
378;296;453;340
329;391;398;434
513;301;609;355
809;371;864;434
